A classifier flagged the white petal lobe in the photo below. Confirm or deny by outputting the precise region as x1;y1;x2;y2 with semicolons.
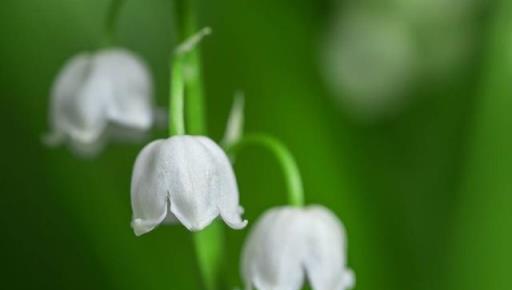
242;207;306;290
131;140;169;236
196;137;247;229
304;206;351;290
167;136;220;231
96;49;153;130
45;48;155;156
242;205;355;290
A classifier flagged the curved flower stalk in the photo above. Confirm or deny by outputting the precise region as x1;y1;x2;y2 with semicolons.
242;205;355;290
130;135;247;236
43;48;156;156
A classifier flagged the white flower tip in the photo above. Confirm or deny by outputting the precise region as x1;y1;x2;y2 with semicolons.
342;268;355;289
175;27;213;55
223;215;248;230
233;219;249;229
131;218;157;236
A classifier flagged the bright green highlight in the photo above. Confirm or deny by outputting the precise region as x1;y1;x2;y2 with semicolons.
228;133;305;207
169;56;185;136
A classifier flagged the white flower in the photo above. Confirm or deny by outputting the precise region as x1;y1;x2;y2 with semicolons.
322;7;416;120
242;205;355;290
43;48;155;156
130;135;247;236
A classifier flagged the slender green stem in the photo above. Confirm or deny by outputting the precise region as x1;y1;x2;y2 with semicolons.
175;0;206;134
173;1;220;290
227;133;305;207
104;0;126;45
192;222;224;290
169;56;185;136
185;48;207;134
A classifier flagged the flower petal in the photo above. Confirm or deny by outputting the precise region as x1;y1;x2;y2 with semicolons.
50;53;91;124
94;49;154;130
166;136;220;231
130;139;169;236
47;49;156;157
303;205;354;290
67;72;111;143
50;52;111;148
195;136;247;229
242;207;306;290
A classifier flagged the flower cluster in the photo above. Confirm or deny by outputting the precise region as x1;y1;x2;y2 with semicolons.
45;1;357;290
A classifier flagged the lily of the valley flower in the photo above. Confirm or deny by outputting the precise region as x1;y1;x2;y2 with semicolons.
130;135;247;236
44;48;155;156
242;205;355;290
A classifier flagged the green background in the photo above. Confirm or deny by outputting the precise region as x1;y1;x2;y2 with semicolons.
1;0;511;289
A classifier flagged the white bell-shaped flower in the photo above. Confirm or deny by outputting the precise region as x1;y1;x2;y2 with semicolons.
130;135;247;236
44;48;155;156
242;205;355;290
322;6;416;121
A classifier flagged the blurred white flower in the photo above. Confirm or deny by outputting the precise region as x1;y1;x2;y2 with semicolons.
322;1;478;121
242;205;354;290
393;0;478;25
392;0;477;78
322;8;416;120
130;135;247;236
43;48;156;156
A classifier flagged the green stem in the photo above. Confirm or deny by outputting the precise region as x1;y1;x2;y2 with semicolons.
173;1;220;290
104;0;126;45
192;222;224;290
169;56;185;136
227;133;305;207
175;0;206;134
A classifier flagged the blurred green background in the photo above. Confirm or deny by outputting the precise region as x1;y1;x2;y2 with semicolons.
1;0;511;289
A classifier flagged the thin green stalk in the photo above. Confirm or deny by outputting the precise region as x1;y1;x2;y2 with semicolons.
173;1;221;290
227;134;305;207
185;48;207;134
175;0;206;134
104;0;126;45
192;222;224;290
169;56;185;136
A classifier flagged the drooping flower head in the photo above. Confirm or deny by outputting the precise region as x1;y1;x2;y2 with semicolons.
242;205;355;290
44;48;156;156
131;135;247;236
